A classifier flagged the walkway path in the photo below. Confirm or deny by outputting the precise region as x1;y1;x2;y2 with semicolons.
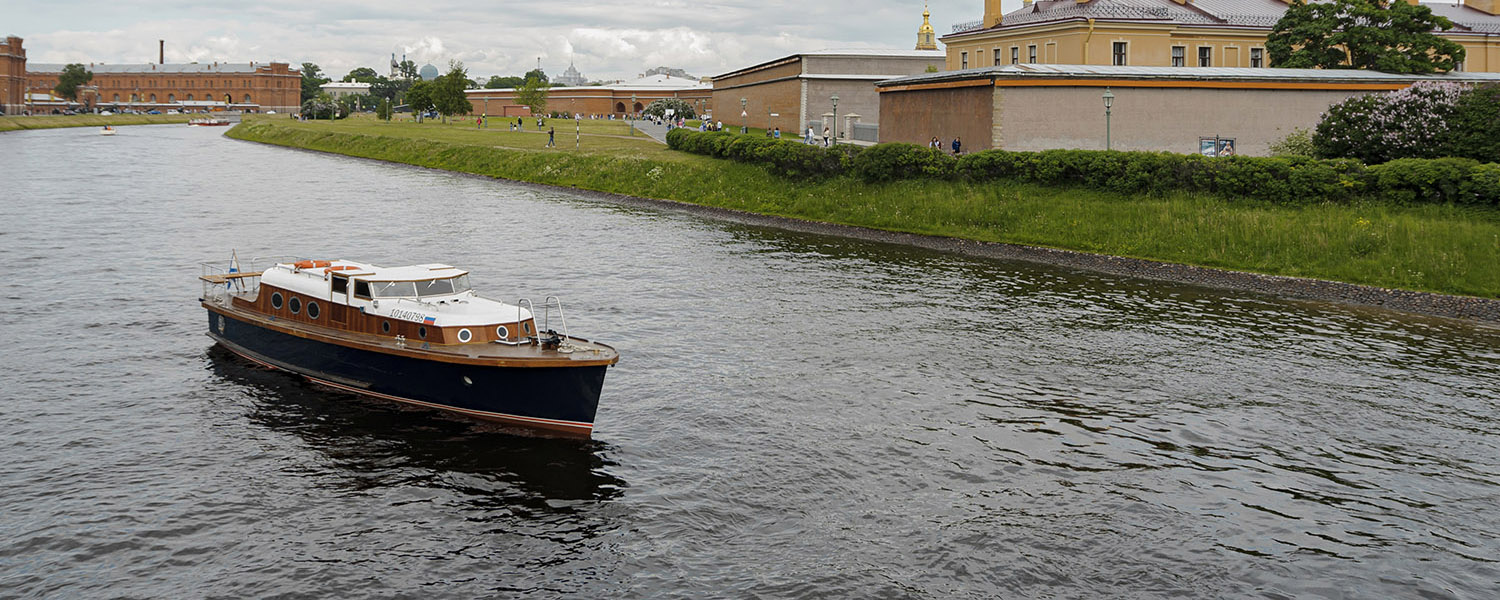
630;120;671;144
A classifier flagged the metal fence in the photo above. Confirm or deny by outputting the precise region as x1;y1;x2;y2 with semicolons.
851;123;879;143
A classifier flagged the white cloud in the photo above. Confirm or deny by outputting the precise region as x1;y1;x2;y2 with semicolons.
5;0;1004;80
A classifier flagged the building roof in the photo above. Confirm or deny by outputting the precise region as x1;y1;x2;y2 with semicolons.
945;0;1500;37
465;73;709;94
878;63;1500;87
713;48;947;81
321;82;372;89
27;62;294;74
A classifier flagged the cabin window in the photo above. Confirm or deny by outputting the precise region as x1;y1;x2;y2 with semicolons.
354;280;372;299
496;325;510;339
307;301;320;320
289;297;302;314
271;292;284;309
370;281;418;298
331;275;348;295
417;326;428;339
457;328;472;343
382;321;391;333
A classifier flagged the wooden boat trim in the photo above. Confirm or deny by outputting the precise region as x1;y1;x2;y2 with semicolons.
205;301;619;369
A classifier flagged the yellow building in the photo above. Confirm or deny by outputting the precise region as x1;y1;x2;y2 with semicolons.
941;0;1500;73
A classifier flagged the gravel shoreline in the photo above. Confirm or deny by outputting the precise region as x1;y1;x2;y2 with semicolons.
233;135;1500;325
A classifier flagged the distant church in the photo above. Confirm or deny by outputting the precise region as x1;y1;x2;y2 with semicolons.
916;3;938;51
554;60;587;87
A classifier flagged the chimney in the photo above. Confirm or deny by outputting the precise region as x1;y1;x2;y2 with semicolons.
159;40;164;64
985;0;1005;27
1464;0;1498;14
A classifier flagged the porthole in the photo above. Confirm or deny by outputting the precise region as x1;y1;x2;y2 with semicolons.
462;375;473;386
307;301;320;320
418;326;427;339
523;321;533;335
496;325;509;340
457;328;473;343
289;297;302;315
381;321;391;334
271;292;284;309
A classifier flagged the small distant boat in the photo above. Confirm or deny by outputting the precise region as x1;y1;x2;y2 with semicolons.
200;256;620;437
99;126;116;136
188;118;231;127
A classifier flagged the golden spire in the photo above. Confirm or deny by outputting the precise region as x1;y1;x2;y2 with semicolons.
916;2;938;50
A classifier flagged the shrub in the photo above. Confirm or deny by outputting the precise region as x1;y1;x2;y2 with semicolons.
1463;163;1500;206
1268;127;1315;157
1313;82;1469;164
1367;158;1483;204
1443;84;1500;163
852;143;955;183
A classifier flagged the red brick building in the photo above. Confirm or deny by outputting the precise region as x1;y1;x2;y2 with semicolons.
25;60;301;113
1;36;25;114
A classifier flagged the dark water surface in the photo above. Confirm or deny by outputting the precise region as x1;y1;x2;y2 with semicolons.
2;125;1498;599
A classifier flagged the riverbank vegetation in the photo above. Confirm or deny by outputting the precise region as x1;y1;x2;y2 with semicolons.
0;113;198;132
228;118;1500;299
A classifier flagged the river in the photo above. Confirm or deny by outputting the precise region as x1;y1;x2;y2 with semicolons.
1;124;1498;598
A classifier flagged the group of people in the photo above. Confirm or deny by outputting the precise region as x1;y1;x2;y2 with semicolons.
803;126;834;147
929;136;963;155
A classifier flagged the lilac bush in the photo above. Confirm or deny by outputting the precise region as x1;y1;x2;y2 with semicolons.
1313;81;1469;164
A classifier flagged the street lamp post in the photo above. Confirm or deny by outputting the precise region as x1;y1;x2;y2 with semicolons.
630;94;637;137
740;97;747;134
1102;87;1115;151
830;94;839;143
573;98;579;150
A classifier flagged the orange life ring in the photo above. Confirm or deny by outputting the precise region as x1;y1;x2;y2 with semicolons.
293;260;332;269
327;265;358;271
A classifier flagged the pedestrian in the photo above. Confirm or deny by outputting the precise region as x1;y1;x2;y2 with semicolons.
951;137;962;156
476;115;482;129
773;127;781;139
806;126;815;144
929;136;939;149
823;127;831;147
547;127;555;147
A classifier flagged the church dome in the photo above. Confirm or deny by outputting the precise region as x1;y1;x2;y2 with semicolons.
419;64;439;80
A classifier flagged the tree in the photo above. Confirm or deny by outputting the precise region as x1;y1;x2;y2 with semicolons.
643;98;695;120
430;61;474;122
300;62;331;103
523;68;549;86
397;59;419;80
54;64;92;102
486;75;525;89
300;95;341;120
406;80;435;121
343;67;379;83
515;77;549;116
1267;0;1466;74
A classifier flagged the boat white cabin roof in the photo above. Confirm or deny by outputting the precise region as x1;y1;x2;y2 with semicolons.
274;260;468;281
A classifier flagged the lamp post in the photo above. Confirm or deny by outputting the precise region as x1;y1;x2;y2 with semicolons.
830;93;839;143
630;94;637;136
740;97;747;134
1102;87;1114;151
573;97;579;150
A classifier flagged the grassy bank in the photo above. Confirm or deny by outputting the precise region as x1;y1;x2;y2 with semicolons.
0;113;199;132
228;118;1500;299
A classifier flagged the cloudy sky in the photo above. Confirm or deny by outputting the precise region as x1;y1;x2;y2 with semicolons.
2;0;1023;81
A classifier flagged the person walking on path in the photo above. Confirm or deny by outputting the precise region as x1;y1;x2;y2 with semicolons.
547;127;556;148
806;126;815;144
951;137;962;156
823;127;831;147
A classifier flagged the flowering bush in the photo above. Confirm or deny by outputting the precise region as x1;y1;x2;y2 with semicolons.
1312;82;1468;164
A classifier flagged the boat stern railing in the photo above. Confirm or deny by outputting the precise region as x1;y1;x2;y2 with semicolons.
199;255;302;305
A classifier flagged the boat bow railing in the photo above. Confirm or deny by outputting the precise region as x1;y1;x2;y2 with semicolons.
199;255;302;304
516;296;572;349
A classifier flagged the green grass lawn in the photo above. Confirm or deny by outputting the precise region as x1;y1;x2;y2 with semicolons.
228;118;1500;299
253;113;663;154
0;113;200;131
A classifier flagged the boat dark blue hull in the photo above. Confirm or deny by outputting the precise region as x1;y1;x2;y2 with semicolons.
206;309;606;436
